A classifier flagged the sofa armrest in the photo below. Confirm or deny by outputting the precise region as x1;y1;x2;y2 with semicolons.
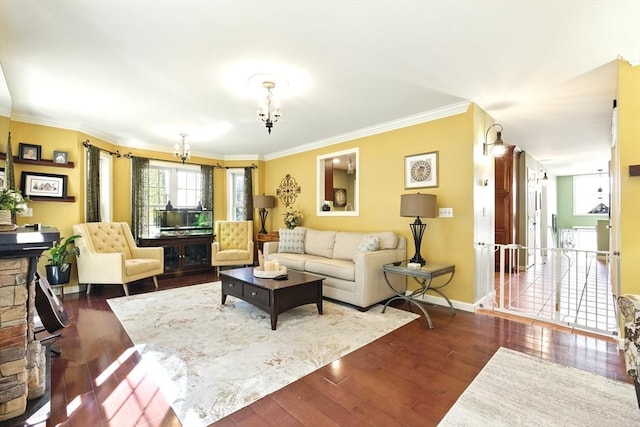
354;247;407;306
263;241;279;258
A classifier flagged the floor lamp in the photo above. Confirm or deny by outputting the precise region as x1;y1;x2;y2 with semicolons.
254;194;275;234
400;193;437;265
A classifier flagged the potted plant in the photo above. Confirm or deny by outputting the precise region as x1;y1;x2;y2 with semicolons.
0;188;29;225
45;235;81;285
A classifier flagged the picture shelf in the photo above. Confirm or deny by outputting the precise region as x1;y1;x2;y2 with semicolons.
27;196;76;203
0;153;74;168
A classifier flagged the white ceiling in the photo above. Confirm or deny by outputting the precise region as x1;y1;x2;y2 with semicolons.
1;1;638;176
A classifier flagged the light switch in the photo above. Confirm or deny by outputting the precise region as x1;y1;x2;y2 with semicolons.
439;207;453;218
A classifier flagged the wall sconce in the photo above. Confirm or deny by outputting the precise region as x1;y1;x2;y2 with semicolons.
253;194;275;234
483;123;507;157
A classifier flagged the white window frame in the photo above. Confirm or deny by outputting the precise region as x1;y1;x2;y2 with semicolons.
99;151;112;221
226;168;246;220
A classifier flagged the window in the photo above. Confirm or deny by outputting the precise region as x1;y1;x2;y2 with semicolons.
227;168;246;220
573;173;609;215
149;161;202;227
99;152;112;221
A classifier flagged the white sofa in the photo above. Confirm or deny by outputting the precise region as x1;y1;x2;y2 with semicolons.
263;227;407;310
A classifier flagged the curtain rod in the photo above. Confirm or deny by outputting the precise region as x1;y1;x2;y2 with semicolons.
82;140;133;159
213;162;258;169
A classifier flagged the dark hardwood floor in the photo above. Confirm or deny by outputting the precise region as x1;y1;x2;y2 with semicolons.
39;271;629;427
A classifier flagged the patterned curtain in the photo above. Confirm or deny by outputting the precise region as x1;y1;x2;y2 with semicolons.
200;164;213;211
243;167;253;220
85;144;101;222
131;156;150;239
5;132;15;190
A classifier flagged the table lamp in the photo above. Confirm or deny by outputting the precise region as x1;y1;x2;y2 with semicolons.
400;193;437;265
254;194;275;234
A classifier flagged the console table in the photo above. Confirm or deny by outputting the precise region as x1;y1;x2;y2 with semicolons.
382;260;456;328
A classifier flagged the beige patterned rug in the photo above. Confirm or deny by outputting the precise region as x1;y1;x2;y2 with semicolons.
439;347;640;426
108;282;419;426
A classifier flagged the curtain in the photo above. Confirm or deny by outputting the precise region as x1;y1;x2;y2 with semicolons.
85;144;101;222
200;165;213;211
131;156;150;239
5;132;15;190
243;167;253;220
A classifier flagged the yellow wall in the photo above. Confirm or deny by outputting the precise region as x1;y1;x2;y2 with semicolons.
264;106;477;303
7;106;482;304
617;61;640;294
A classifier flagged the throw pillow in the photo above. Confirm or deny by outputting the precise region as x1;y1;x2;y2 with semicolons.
278;227;306;254
353;235;380;261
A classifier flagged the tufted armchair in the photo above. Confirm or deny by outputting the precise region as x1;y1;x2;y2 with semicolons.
211;220;254;274
618;294;640;408
72;222;164;296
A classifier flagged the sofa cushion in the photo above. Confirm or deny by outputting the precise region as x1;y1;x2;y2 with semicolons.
305;258;355;282
333;232;366;261
269;253;325;271
304;229;336;258
371;231;398;250
353;235;380;261
278;227;306;254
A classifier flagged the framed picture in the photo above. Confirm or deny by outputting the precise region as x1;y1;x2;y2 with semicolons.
18;143;42;161
405;151;438;189
333;188;347;207
0;168;4;189
53;150;68;164
21;172;67;199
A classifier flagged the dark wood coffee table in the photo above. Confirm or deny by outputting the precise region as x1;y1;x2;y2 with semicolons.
220;267;325;330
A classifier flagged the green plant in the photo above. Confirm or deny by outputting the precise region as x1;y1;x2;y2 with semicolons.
46;235;81;267
0;188;29;214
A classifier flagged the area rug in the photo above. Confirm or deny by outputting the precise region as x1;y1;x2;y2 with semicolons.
439;347;640;426
107;282;418;426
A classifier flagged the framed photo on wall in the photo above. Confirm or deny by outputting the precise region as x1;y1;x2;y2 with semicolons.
53;150;68;164
21;171;68;199
405;151;438;189
18;143;42;161
0;168;5;189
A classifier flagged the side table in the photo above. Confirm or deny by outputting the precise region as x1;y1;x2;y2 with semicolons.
382;260;456;328
255;231;279;257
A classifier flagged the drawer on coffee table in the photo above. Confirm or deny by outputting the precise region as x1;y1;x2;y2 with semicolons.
222;278;243;298
243;283;270;307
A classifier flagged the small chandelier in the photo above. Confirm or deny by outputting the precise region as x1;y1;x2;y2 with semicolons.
257;81;281;134
173;133;190;164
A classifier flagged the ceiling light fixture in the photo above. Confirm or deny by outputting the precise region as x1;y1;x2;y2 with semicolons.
483;123;507;156
173;133;190;164
257;81;281;134
539;169;549;186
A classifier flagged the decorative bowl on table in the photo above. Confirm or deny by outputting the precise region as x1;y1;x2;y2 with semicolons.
253;266;287;278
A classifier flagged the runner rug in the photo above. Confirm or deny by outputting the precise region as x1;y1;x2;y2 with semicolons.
439;346;640;426
108;282;419;426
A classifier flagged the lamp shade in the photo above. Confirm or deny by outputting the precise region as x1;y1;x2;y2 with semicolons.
253;195;275;209
400;193;437;218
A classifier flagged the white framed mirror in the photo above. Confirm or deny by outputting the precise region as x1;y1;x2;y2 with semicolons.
317;147;359;216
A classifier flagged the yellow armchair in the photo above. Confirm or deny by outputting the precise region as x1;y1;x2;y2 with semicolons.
211;220;254;273
72;222;164;296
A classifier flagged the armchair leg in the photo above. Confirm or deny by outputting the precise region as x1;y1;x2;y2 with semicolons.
122;283;130;296
635;379;640;409
153;276;159;290
86;284;92;295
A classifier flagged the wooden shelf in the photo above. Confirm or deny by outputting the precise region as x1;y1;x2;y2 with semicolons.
28;196;76;203
0;153;74;168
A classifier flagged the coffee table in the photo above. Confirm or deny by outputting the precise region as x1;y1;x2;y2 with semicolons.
220;267;325;330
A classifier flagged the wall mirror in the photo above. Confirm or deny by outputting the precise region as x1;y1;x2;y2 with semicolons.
316;147;359;216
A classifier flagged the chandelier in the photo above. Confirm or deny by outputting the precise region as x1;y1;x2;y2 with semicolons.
173;133;190;164
257;81;281;134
